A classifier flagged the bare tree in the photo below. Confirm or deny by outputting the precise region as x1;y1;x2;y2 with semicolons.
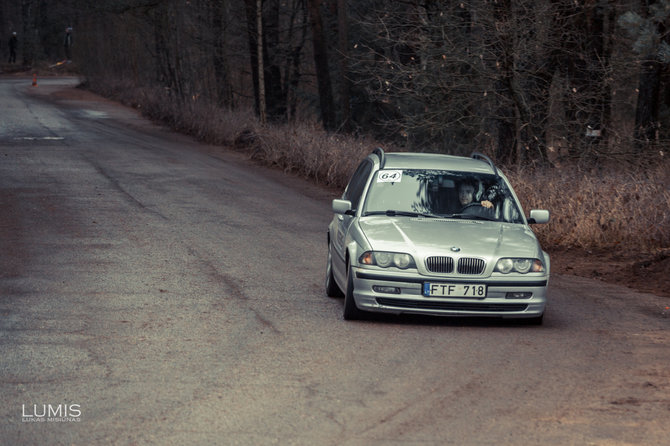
337;0;352;131
257;0;267;124
306;0;336;130
212;0;235;108
619;0;670;151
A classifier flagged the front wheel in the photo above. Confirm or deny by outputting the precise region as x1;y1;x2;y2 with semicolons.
343;264;365;320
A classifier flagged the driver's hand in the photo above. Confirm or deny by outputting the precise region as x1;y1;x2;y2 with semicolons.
481;200;493;208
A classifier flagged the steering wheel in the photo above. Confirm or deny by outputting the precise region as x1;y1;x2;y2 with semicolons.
460;202;482;212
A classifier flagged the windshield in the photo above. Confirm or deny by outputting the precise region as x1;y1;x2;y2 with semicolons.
362;169;524;223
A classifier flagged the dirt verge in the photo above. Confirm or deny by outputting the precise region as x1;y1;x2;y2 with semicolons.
550;248;670;298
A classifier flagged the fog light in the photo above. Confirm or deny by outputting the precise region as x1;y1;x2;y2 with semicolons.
373;286;401;294
506;292;532;299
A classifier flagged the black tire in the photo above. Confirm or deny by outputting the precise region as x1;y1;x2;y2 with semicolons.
325;243;344;298
343;264;365;320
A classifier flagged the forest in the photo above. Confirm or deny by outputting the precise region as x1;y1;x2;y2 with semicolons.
1;1;669;259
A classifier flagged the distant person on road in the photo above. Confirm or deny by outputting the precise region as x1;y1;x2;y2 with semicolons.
8;31;17;63
63;27;73;62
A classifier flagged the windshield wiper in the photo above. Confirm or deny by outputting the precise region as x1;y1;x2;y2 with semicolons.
364;210;443;218
446;213;498;221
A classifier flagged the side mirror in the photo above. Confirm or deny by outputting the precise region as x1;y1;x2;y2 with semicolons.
528;209;550;224
332;199;353;215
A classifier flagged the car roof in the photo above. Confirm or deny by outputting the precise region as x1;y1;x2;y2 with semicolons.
378;152;497;175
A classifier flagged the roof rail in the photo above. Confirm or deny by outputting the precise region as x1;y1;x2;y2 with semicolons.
471;152;499;177
373;147;386;169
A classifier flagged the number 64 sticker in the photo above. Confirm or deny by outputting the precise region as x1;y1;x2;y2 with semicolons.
377;170;403;183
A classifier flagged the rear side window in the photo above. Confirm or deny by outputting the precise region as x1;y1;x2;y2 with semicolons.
344;160;373;210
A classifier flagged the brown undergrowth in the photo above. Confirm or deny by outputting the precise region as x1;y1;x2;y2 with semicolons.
507;164;670;253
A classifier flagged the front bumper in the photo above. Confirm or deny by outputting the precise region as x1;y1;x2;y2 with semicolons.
351;268;547;319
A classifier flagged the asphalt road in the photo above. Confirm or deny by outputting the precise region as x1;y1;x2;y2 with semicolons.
1;77;669;445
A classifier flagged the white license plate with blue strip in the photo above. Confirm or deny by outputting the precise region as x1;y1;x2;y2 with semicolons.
423;283;487;298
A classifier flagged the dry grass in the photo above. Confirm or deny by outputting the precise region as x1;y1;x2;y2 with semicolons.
507;163;670;252
85;78;670;254
243;122;381;188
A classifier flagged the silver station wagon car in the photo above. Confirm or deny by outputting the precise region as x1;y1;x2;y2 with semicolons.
326;148;550;324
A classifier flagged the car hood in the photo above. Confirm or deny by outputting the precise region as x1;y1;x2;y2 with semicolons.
358;216;541;258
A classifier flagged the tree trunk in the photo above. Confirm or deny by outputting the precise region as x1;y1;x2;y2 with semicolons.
21;0;37;65
263;0;286;122
337;0;351;131
212;0;234;108
244;0;261;117
491;0;517;164
306;0;336;131
244;0;286;123
285;1;308;121
634;58;661;148
257;0;267;124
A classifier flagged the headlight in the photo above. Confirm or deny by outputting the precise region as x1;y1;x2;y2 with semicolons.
496;258;514;274
495;258;544;274
393;253;412;269
359;251;415;269
514;259;532;273
375;252;393;267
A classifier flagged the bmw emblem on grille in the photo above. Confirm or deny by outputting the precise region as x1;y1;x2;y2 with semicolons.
451;246;460;252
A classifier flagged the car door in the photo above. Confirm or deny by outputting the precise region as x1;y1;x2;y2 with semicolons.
332;159;373;279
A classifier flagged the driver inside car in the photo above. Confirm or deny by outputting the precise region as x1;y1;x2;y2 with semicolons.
458;181;494;215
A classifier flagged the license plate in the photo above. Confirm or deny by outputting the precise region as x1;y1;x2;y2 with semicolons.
423;283;487;298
